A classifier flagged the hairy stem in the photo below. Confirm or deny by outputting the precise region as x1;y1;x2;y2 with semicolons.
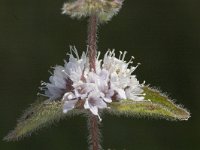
88;114;101;150
87;15;98;72
87;14;101;150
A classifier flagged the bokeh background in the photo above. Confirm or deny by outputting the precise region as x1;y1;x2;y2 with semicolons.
0;0;199;149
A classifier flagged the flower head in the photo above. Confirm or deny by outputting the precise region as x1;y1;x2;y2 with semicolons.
62;0;124;22
41;47;144;120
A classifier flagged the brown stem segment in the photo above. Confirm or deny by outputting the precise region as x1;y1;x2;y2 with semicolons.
87;14;100;150
87;15;98;72
88;114;101;150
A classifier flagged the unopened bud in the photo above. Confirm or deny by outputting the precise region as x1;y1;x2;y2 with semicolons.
62;0;124;22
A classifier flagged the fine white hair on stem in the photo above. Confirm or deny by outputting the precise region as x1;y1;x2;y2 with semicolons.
87;113;102;150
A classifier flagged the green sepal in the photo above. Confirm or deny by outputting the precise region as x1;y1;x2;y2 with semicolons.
108;86;190;121
4;97;82;141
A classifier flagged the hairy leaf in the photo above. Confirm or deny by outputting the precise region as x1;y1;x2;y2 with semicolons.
108;86;190;120
4;97;81;141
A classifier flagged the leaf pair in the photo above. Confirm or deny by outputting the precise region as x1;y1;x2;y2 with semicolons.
4;86;190;141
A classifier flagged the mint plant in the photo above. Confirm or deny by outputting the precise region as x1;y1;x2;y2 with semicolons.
4;1;190;150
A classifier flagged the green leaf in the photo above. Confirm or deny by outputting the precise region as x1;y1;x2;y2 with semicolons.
4;97;82;141
108;86;190;121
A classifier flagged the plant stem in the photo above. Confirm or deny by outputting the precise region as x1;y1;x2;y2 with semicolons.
88;114;101;150
87;15;98;72
87;15;101;150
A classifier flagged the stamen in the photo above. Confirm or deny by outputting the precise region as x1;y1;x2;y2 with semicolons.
37;92;48;97
135;63;141;70
69;45;73;54
40;81;46;85
127;56;135;65
96;51;101;60
112;49;115;57
119;51;122;60
105;49;109;57
97;114;102;122
72;46;80;59
62;70;70;77
122;51;127;61
50;66;55;69
48;70;53;75
107;49;112;57
130;63;141;73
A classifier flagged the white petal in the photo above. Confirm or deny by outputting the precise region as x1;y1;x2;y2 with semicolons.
103;97;112;103
62;92;76;101
90;106;98;116
63;100;78;113
95;98;107;108
90;106;102;121
84;98;90;109
115;88;127;99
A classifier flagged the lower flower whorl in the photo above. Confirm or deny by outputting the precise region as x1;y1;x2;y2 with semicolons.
41;47;144;120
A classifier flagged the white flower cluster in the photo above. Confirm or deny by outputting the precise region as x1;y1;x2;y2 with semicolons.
41;47;144;120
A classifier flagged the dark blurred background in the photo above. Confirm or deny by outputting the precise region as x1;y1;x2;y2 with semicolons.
0;0;199;150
